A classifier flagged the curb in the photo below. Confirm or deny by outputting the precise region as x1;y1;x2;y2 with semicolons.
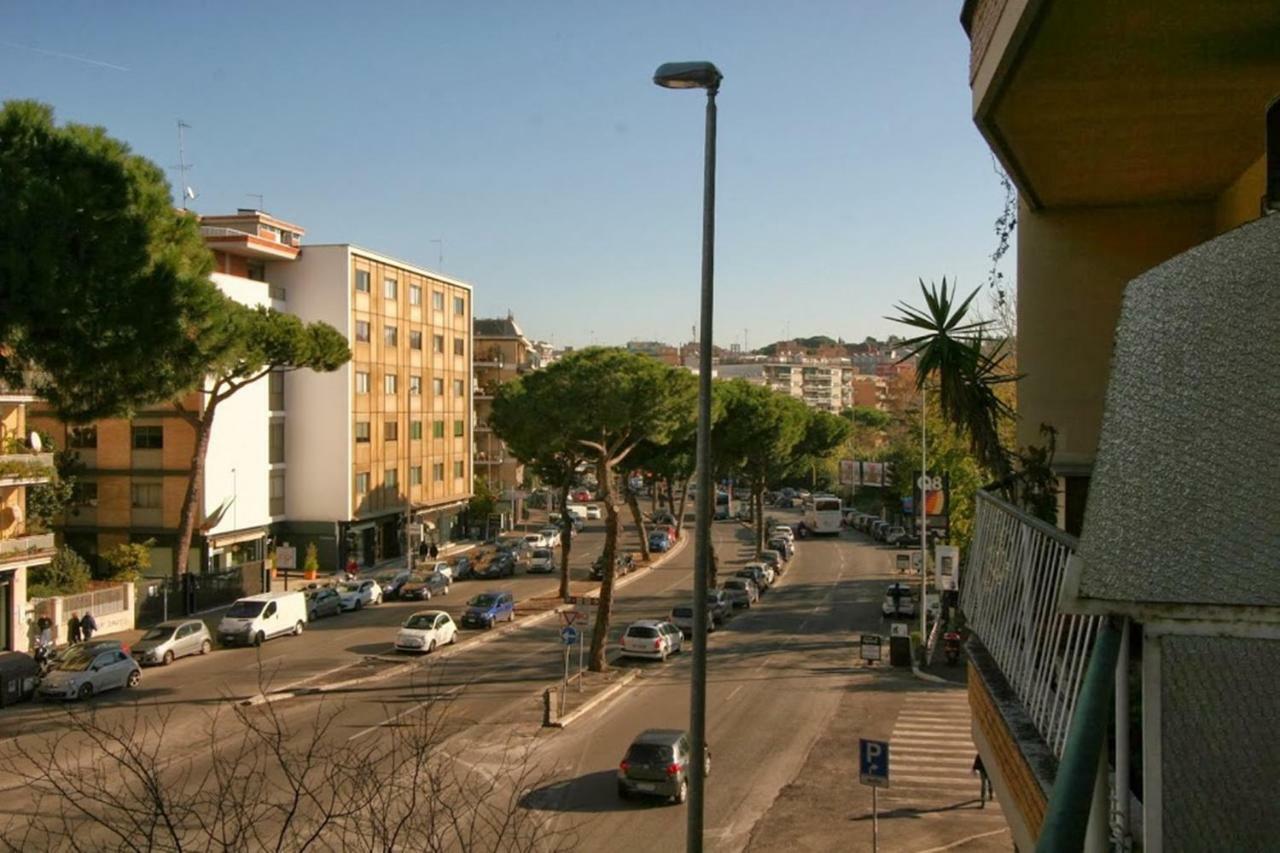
549;668;640;729
911;664;952;684
241;535;689;707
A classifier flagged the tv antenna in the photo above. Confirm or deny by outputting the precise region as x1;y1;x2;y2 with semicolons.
430;238;444;270
173;120;197;209
246;193;264;212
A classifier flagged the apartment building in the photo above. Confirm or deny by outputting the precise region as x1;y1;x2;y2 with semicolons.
474;315;539;518
851;374;888;410
271;245;473;569
32;210;297;578
716;360;852;412
0;386;56;652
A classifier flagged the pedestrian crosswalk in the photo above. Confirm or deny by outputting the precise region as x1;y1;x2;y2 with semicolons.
879;690;987;807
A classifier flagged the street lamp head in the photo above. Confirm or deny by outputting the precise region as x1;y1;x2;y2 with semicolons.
653;61;722;92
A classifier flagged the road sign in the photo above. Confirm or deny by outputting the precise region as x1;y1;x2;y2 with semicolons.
275;546;297;570
560;626;579;645
560;609;580;627
860;634;883;663
859;738;890;787
889;622;910;638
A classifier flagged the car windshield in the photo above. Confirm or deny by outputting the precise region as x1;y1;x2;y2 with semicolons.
226;600;265;618
532;549;552;559
141;626;176;641
339;583;361;593
55;654;96;672
626;626;659;638
725;580;746;589
626;743;674;763
403;614;438;630
671;607;693;618
469;595;498;608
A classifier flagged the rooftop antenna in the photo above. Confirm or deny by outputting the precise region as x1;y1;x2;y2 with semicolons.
246;193;264;212
431;238;444;270
173;120;196;209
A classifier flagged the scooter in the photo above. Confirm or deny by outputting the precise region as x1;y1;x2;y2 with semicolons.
943;631;962;666
32;636;55;675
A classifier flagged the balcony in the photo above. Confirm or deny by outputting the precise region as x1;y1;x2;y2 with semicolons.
474;348;506;368
0;451;55;486
474;454;506;466
473;382;499;401
199;224;301;261
0;530;56;567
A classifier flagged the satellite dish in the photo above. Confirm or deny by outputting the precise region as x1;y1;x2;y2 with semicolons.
28;432;42;452
11;503;23;524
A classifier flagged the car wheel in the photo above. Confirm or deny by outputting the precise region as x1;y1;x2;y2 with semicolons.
424;589;432;601
674;778;688;805
162;650;174;666
77;682;94;700
487;618;495;630
428;639;437;654
449;630;457;645
127;669;141;688
254;631;265;647
294;620;304;636
200;640;212;655
355;600;363;611
617;782;631;800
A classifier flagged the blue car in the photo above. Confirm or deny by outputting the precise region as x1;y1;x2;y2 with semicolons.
648;531;672;552
461;591;515;629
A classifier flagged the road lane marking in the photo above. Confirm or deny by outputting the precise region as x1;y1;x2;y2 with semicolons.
726;685;744;702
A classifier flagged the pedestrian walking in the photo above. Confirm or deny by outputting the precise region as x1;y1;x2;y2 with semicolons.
972;754;992;806
429;543;439;560
80;610;98;641
68;612;82;644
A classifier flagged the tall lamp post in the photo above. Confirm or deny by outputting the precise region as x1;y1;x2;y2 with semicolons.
653;59;721;853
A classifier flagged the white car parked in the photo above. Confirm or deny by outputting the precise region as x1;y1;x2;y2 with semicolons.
418;560;453;580
395;610;458;653
770;525;795;542
539;527;561;548
523;533;549;550
744;561;776;586
621;620;684;661
338;579;383;611
586;505;602;520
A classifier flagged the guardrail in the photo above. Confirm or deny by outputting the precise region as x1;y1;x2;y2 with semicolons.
962;490;1099;758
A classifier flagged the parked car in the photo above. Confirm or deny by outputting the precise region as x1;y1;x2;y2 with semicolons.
586;505;602;520
527;547;556;574
337;580;383;611
590;553;634;581
771;525;795;542
621;620;683;661
218;591;308;646
759;550;785;575
572;489;594;502
651;511;677;527
399;570;451;601
713;505;730;521
131;620;212;666
394;610;458;653
767;537;794;560
419;560;454;581
881;582;917;617
617;729;710;804
884;525;908;546
539;527;561;548
706;590;734;625
669;604;717;639
523;533;549;550
39;648;141;700
871;520;889;541
721;578;758;608
305;587;343;620
648;530;673;552
373;569;413;600
475;554;517;579
50;638;128;666
461;591;515;629
738;564;773;591
451;556;475;580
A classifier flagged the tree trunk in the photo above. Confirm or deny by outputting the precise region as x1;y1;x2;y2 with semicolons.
557;480;573;599
625;479;651;562
589;458;619;672
675;476;691;535
754;482;765;557
173;402;217;581
708;543;718;590
650;481;658;516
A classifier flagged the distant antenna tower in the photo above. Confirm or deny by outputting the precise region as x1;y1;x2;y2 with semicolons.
431;238;444;270
246;193;264;212
173;120;196;209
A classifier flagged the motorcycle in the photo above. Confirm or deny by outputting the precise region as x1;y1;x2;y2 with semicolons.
32;636;55;675
943;631;962;666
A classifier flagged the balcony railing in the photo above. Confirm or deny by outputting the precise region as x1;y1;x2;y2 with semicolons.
0;451;55;484
0;531;56;563
962;490;1099;759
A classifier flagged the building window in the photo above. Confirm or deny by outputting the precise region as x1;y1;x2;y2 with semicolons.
385;468;398;489
246;260;266;282
433;334;444;354
269;284;287;301
453;338;465;356
356;371;370;394
385;420;398;442
432;377;444;396
453;296;465;316
452;461;463;478
74;481;98;507
131;483;162;509
410;466;423;486
355;320;370;342
355;421;370;443
131;425;163;450
432;420;445;439
269;471;285;516
410;420;423;440
355;472;369;495
453;379;464;397
69;426;97;449
432;291;444;311
409;285;422;306
410;330;422;350
269;422;285;463
384;325;398;346
268;370;285;410
384;373;398;394
453;419;464;437
384;277;398;299
409;375;422;395
355;270;370;293
432;462;444;482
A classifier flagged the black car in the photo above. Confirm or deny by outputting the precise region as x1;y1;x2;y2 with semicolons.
372;570;414;600
617;729;710;804
590;553;634;581
451;556;475;579
399;571;451;601
475;554;516;580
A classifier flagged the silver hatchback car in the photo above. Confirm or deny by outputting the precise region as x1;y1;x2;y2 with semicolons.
132;619;213;666
39;648;141;700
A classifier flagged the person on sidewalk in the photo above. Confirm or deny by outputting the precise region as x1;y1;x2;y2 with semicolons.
972;754;992;806
68;612;82;644
80;610;98;641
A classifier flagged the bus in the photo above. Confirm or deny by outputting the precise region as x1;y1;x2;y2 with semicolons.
801;494;844;536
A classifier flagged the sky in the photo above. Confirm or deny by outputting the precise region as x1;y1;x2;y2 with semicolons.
1;1;1010;350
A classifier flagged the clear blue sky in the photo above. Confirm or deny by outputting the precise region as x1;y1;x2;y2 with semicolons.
2;1;1009;349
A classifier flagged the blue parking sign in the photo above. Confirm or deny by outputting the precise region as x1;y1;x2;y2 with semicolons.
560;626;579;645
859;738;890;787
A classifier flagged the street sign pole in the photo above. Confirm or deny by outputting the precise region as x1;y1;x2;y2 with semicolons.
561;645;569;715
872;787;878;852
859;737;890;852
578;628;585;691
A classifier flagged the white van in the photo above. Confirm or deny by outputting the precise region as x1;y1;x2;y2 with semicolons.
217;591;308;647
564;504;588;521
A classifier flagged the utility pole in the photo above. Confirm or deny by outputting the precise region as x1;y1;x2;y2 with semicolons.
920;389;929;651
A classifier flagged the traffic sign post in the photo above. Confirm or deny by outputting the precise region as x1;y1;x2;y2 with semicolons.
860;634;883;665
859;738;890;852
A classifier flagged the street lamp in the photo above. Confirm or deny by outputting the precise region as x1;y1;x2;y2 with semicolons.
653;59;721;853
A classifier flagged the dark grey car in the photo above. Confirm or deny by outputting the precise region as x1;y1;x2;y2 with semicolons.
617;729;710;804
306;587;343;620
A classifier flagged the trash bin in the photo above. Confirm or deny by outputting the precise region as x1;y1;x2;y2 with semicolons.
888;622;913;667
0;651;40;707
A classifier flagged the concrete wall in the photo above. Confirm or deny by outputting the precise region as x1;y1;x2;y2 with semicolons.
1015;199;1216;467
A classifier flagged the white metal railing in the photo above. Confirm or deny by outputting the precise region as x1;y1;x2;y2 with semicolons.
962;490;1100;758
56;585;128;619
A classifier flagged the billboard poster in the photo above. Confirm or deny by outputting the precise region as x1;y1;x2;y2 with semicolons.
839;459;856;486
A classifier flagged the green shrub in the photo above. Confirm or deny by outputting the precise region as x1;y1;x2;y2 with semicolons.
30;547;92;596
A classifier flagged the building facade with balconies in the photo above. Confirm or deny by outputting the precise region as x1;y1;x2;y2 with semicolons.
473;316;539;521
